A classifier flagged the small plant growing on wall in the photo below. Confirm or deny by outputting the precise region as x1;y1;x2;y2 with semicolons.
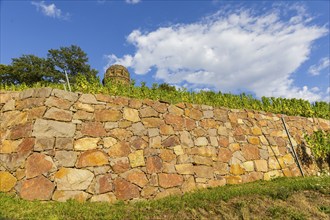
304;130;330;171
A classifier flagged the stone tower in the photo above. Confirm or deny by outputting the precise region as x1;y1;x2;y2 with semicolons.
103;64;130;85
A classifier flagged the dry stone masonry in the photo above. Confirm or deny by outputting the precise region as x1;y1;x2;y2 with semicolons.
0;88;329;202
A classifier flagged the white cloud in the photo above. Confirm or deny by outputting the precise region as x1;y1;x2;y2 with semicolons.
31;1;70;20
308;57;330;76
106;5;328;102
125;0;141;5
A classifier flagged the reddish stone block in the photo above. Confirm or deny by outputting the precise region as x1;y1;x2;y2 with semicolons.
25;153;54;179
114;178;140;200
81;122;107;137
158;173;183;188
9;123;32;139
241;145;260;160
77;150;108;167
164;114;184;130
146;156;163;173
20;176;54;200
218;148;232;163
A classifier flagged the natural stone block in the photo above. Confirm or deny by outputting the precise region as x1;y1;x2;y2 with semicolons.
268;157;281;170
193;155;213;166
103;137;117;148
248;136;260;145
141;186;158;198
180;131;194;147
95;110;121;122
242;145;260;160
242;161;254;172
254;160;268;172
217;126;228;136
142;118;165;128
55;151;78;167
44;107;72;122
155;188;182;199
181;176;196;193
130;122;146;136
242;172;263;183
218;148;232;163
108;128;132;141
78;94;99;104
123;107;140;122
26;106;47;120
52;190;90;202
131;137;148;150
81;122;107;137
55;137;73;150
90;193;117;203
0;171;17;192
1;111;27;128
52;89;78;102
74;138;99;151
173;145;184;156
149;136;162;148
158;173;183;188
32;119;75;137
146;156;162;173
16;98;44;110
230;164;245;175
21;176;55;200
77;150;108;167
45;96;72;110
218;136;229;147
140;107;158;118
124;169;148;187
162;136;179;147
25;153;55;179
128;150;145;167
208;179;226;187
73;110;94;120
200;119;218;129
195;137;208;146
110;157;130;173
95;174;113;194
9;123;32;140
213;162;229;175
148;128;159;137
194;166;214;178
282;154;295;165
264;170;280;181
160;149;176;162
108;141;131;157
114;178;140;200
175;163;194;174
251;127;262;135
0;139;21;153
74;102;94;112
164;114;184;130
54;168;94;190
160;124;174;135
190;146;216;157
225;176;242;184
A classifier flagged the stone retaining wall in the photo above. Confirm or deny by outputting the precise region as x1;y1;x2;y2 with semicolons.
0;88;329;202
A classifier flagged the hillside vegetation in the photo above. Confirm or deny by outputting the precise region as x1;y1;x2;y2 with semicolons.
2;74;329;119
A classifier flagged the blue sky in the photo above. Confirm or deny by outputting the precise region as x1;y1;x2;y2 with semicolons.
1;0;329;102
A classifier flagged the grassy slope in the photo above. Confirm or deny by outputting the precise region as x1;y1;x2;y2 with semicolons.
0;176;329;220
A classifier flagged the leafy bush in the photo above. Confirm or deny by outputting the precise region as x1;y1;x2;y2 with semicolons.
304;130;330;162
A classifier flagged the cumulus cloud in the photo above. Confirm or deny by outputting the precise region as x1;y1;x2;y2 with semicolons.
106;5;328;102
125;0;141;5
31;1;70;20
308;57;330;76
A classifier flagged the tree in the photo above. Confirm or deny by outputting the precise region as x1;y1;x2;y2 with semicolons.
0;64;15;85
1;55;60;85
47;45;98;83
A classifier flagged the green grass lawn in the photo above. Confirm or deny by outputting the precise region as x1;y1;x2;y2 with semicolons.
1;176;329;220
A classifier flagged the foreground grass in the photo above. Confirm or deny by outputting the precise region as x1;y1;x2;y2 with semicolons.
1;176;330;220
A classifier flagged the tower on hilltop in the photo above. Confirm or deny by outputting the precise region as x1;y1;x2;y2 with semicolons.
103;64;130;85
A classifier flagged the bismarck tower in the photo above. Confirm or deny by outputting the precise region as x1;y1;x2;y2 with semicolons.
103;64;131;85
